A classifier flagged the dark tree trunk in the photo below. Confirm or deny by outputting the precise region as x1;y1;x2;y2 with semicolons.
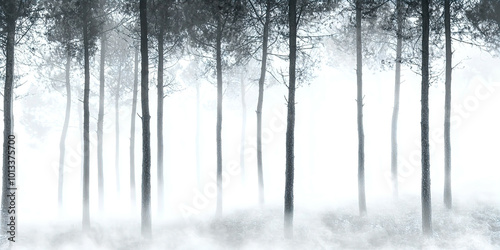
140;0;152;238
59;51;72;210
356;0;367;216
1;6;16;233
82;11;91;231
215;10;223;217
157;26;165;214
444;0;452;210
130;47;139;207
391;0;403;199
284;0;297;239
116;62;121;194
421;0;432;236
97;22;106;212
257;0;271;205
240;74;246;184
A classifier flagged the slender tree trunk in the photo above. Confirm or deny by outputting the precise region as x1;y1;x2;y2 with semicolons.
284;0;297;239
130;47;139;207
78;98;83;189
240;74;246;184
59;51;72;210
82;12;91;231
257;0;271;205
421;0;432;236
140;0;152;238
196;81;201;189
444;0;452;210
391;0;403;199
1;9;16;233
116;62;121;194
215;11;223;217
356;0;367;216
157;27;165;214
97;20;106;212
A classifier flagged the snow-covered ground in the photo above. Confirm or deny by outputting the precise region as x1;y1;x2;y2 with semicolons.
9;197;500;250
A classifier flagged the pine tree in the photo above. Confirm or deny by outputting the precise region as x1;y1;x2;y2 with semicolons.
139;0;152;238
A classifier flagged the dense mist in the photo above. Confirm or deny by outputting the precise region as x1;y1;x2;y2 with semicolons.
1;0;500;249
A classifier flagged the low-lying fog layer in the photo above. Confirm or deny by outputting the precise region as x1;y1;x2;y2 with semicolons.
9;197;500;250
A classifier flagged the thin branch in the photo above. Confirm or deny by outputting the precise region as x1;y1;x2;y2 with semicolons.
248;0;265;26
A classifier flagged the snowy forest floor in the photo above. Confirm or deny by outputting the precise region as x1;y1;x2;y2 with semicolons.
8;199;500;249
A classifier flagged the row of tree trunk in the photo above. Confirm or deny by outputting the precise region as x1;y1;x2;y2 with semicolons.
0;0;454;242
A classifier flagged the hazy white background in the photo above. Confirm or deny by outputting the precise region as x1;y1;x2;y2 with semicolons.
9;41;500;249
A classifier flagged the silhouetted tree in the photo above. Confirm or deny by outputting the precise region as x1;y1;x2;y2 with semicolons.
354;0;367;216
139;0;152;238
0;0;37;234
282;0;336;238
130;45;139;207
107;25;134;197
44;0;80;210
97;0;108;210
185;0;250;217
284;0;297;239
421;0;432;236
443;0;452;210
149;0;183;214
43;0;100;231
249;0;274;205
391;0;404;199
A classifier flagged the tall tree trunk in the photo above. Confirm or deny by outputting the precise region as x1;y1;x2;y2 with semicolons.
116;62;122;194
421;0;432;236
240;74;246;184
97;20;106;212
356;0;367;216
1;7;16;233
215;10;223;217
391;0;403;199
257;0;271;205
140;0;152;238
82;12;91;231
130;47;139;207
444;0;452;210
59;50;72;210
157;26;165;214
284;0;297;239
196;81;201;189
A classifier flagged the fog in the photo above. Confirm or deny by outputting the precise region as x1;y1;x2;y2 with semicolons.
1;35;497;249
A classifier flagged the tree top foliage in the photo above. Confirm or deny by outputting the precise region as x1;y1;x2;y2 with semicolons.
466;0;500;51
43;0;103;59
0;0;38;47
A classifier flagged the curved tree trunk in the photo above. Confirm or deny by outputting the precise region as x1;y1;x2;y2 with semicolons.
284;0;297;239
356;0;367;216
256;0;271;206
140;0;152;238
59;51;72;210
391;0;403;199
444;0;452;210
130;47;139;207
421;0;432;236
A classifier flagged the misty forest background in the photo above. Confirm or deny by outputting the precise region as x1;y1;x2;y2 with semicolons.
2;0;500;249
